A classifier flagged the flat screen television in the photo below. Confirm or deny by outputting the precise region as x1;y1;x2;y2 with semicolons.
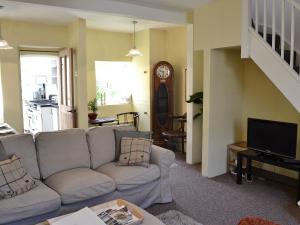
247;118;298;159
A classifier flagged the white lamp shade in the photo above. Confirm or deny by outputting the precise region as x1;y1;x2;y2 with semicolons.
126;48;143;57
0;38;13;49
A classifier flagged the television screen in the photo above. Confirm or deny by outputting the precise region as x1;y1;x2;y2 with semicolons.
247;118;297;158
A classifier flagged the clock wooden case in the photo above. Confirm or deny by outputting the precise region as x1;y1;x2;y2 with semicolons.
152;61;174;146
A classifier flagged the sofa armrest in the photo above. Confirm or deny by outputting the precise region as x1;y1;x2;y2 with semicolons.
150;145;175;203
150;145;175;169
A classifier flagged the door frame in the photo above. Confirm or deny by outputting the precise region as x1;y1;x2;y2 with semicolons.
19;49;60;133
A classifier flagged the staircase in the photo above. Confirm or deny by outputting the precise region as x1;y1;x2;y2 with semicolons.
242;0;300;112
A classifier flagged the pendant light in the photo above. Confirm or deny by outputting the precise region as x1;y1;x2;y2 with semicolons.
126;21;142;57
0;24;12;50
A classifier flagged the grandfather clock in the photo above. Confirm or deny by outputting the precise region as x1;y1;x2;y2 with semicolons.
152;61;174;146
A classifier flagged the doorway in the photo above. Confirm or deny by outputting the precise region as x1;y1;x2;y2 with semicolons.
20;53;59;134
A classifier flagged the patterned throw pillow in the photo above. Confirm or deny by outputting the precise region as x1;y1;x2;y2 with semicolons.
118;137;152;167
114;130;152;160
0;155;38;199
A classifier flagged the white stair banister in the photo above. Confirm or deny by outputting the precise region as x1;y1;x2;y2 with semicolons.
263;0;267;41
272;0;276;50
242;0;300;111
290;4;295;69
281;0;285;60
255;0;259;33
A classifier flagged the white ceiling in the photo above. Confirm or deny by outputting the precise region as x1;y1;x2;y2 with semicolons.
110;0;214;11
0;0;213;32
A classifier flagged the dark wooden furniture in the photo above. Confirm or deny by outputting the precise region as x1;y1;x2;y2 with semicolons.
152;61;174;146
89;117;117;126
227;142;247;173
162;114;186;153
116;112;139;130
236;149;300;206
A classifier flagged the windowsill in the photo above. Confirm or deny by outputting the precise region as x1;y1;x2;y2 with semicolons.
99;103;132;107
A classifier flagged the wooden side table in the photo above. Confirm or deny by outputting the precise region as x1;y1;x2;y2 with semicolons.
227;142;247;173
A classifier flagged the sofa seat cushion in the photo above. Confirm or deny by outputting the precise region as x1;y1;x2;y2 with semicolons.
0;181;61;224
97;162;160;191
45;168;116;204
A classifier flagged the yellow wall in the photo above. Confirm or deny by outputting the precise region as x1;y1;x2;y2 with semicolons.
68;19;88;129
0;20;68;132
86;28;133;117
201;49;300;178
132;28;187;130
86;29;132;101
241;59;300;178
150;29;167;64
193;0;244;173
202;49;244;177
148;28;187;117
132;30;151;131
166;27;187;115
0;19;187;132
193;0;242;50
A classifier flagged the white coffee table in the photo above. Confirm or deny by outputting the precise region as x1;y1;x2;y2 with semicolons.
37;199;164;225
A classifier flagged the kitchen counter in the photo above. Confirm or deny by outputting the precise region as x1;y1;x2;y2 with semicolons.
26;100;58;107
23;100;59;134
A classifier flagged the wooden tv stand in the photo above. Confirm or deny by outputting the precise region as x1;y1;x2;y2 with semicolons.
236;149;300;206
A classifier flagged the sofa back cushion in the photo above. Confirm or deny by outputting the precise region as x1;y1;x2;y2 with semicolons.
0;134;40;179
35;129;90;179
86;125;136;169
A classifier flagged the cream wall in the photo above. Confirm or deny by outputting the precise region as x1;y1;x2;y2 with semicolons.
0;20;68;132
86;29;132;101
193;0;242;50
149;28;187;117
241;59;300;178
192;0;242;168
132;28;187;131
132;30;151;131
0;20;187;132
202;49;244;177
67;19;88;129
86;28;133;117
165;27;187;115
0;20;134;131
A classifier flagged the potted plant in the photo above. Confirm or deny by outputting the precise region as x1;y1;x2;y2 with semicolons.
186;91;203;119
88;98;98;120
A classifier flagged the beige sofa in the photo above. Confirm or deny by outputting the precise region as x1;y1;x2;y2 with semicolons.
0;126;175;225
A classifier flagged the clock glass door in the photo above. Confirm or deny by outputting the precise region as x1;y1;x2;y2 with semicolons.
157;83;169;125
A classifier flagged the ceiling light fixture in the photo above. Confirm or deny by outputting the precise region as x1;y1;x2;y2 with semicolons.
0;24;13;50
126;21;142;57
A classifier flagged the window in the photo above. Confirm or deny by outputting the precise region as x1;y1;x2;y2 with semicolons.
95;61;133;105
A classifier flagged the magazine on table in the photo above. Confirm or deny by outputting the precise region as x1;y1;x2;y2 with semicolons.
97;205;141;225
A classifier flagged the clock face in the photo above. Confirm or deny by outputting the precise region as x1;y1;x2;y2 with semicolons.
156;65;170;79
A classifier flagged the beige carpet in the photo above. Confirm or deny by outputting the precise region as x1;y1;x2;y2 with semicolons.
157;210;202;225
147;153;300;225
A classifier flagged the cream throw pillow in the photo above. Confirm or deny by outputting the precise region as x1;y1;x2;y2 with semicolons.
118;137;152;167
0;155;38;199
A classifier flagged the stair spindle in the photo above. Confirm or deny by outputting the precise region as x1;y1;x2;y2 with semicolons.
272;0;276;50
263;0;267;40
281;0;285;59
290;5;295;68
255;0;259;33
